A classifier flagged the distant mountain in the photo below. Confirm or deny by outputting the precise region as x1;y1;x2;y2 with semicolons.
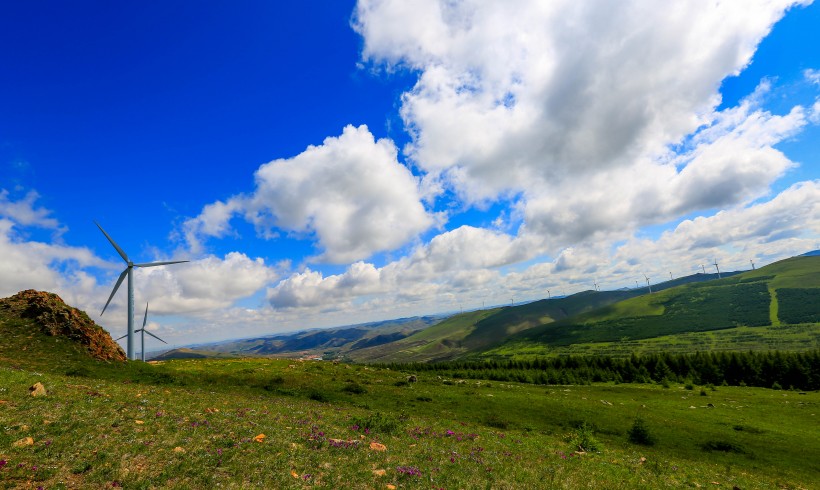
801;249;820;257
168;315;444;360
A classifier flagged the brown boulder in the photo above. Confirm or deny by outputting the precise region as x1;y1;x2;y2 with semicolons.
29;382;47;397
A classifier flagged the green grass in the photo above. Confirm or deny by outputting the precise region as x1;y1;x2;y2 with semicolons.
482;323;820;359
2;358;819;489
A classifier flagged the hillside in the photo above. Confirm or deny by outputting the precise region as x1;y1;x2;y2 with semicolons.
0;290;126;371
348;270;753;363
350;290;656;363
481;255;819;359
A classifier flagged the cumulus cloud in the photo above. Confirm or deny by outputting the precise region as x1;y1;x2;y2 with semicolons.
183;125;438;263
132;252;279;314
355;0;812;249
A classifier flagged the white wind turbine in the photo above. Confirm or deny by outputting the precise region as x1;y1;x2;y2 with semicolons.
96;222;187;360
115;303;167;361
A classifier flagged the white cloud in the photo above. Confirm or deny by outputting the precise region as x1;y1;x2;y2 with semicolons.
806;68;820;85
0;189;62;230
183;125;438;263
355;0;811;249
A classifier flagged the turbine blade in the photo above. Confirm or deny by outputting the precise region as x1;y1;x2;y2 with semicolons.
114;333;127;341
143;330;168;344
101;269;128;315
95;221;130;263
134;260;189;267
143;302;149;328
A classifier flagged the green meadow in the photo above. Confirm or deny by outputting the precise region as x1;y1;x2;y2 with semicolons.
2;356;819;489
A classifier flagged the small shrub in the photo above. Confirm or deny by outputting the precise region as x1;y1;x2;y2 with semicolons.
350;412;400;434
771;381;783;390
570;422;602;452
684;381;694;390
627;417;655;446
308;390;329;402
342;382;368;394
660;378;671;389
485;414;509;430
261;375;285;391
700;388;708;396
394;380;409;387
415;396;433;402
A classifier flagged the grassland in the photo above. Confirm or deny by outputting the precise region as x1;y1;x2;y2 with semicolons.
2;356;819;489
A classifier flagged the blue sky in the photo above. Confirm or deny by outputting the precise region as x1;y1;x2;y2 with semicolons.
1;1;818;348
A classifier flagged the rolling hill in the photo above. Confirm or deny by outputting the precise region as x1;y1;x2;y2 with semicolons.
347;271;737;363
478;255;820;359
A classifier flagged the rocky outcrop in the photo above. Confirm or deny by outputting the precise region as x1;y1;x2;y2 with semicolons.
0;290;126;362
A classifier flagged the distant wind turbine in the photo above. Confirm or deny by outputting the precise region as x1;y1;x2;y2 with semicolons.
644;274;653;294
96;221;188;360
547;290;551;299
700;264;706;274
115;302;167;361
750;259;755;270
593;280;599;292
713;259;721;279
669;272;673;281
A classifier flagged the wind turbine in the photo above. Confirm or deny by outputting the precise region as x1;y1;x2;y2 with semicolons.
713;258;721;279
700;264;706;274
750;259;755;270
115;302;167;361
96;221;188;360
547;289;551;299
644;274;653;294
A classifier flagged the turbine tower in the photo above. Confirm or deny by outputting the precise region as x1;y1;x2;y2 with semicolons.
97;222;187;360
750;259;755;270
116;302;167;361
713;258;721;279
644;274;653;294
700;264;706;274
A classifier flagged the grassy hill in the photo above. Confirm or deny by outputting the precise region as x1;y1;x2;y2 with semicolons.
348;290;648;363
349;258;815;363
480;256;819;359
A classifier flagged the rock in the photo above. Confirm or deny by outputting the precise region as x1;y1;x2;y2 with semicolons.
369;442;387;451
29;382;47;397
372;469;386;476
13;436;34;447
407;375;417;383
173;447;186;453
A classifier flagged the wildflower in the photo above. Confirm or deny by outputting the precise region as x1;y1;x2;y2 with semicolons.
0;460;6;469
396;466;422;476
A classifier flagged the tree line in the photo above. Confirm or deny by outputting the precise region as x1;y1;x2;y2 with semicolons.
377;350;820;391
